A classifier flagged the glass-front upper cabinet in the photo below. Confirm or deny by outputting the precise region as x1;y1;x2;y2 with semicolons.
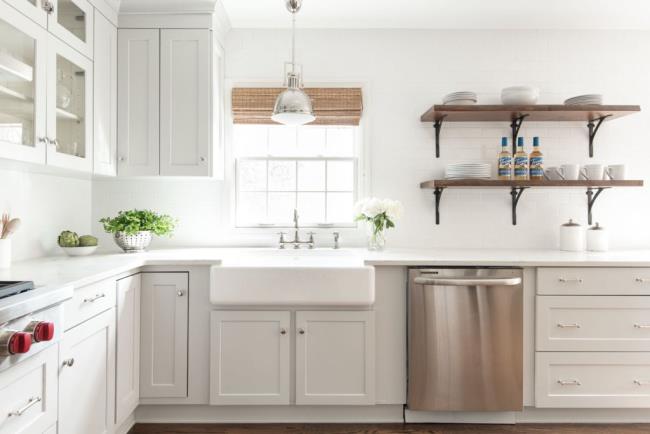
0;3;47;164
46;36;93;171
3;0;49;27
48;0;94;58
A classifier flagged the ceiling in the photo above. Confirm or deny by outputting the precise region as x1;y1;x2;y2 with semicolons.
220;0;650;30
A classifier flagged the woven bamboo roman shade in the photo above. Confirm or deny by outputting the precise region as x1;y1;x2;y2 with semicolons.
232;87;363;126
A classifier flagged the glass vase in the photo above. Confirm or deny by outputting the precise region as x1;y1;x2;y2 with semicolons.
367;224;386;251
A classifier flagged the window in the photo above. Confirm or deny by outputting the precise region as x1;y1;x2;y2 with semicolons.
234;124;359;227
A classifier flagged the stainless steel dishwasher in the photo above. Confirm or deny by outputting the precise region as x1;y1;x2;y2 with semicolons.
407;267;523;412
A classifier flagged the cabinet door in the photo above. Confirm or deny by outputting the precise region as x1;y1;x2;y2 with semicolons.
210;311;290;405
59;308;116;434
92;9;116;176
46;34;93;172
295;311;375;405
115;274;140;425
117;29;159;176
47;0;94;59
159;29;211;176
140;272;188;398
4;0;48;27
0;3;47;164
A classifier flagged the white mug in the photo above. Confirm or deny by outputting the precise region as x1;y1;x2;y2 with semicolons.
544;167;563;180
581;164;605;181
605;164;626;180
555;164;581;181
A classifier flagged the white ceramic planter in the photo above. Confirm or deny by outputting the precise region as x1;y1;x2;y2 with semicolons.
0;239;11;269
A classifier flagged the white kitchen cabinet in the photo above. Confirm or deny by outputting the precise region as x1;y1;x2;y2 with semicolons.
93;9;117;176
295;311;375;405
210;311;290;405
0;3;48;165
140;272;189;398
118;27;222;177
115;273;141;425
59;308;116;434
160;29;211;176
0;344;58;434
4;0;48;27
537;267;650;295
46;34;93;172
47;0;94;59
117;28;160;176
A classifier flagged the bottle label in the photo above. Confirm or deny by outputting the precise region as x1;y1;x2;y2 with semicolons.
498;156;512;177
529;156;544;177
514;156;528;177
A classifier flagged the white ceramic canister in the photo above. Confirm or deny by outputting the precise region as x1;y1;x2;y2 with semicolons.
587;222;609;252
0;239;11;269
560;219;585;251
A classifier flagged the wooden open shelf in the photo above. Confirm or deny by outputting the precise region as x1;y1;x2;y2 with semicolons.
420;178;644;226
420;179;643;189
420;104;640;123
420;104;641;158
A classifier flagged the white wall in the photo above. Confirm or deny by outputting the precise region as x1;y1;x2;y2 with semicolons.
0;168;92;260
93;28;650;250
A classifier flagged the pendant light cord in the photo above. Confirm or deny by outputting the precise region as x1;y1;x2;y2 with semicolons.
291;12;296;74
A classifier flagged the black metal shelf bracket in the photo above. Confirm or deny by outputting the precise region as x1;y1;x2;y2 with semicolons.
587;115;612;158
586;187;608;225
510;187;528;226
433;115;447;158
510;114;530;154
433;187;445;224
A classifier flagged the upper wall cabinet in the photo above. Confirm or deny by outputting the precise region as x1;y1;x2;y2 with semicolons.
118;28;223;178
93;9;117;176
46;34;93;172
0;3;48;164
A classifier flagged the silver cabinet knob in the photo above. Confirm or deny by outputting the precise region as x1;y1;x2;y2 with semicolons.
42;1;54;13
280;328;287;335
119;157;126;162
38;137;48;144
177;290;185;297
298;328;305;335
62;358;75;367
200;157;206;162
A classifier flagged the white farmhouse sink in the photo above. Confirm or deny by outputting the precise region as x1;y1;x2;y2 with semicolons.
210;250;375;306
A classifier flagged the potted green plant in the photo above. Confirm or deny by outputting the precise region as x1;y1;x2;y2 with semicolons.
100;210;176;253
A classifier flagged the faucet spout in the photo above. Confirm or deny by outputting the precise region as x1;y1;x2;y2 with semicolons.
293;209;299;229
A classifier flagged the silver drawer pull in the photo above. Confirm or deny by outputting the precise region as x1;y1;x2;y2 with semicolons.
634;380;650;386
557;379;581;386
62;358;75;367
83;293;106;303
8;396;41;417
636;278;650;283
634;324;650;329
558;278;583;284
557;323;581;329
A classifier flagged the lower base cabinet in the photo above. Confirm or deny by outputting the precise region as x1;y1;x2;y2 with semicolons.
58;309;116;434
0;345;58;434
210;310;375;406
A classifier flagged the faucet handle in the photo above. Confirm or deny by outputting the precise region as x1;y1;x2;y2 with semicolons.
277;232;286;244
333;232;340;249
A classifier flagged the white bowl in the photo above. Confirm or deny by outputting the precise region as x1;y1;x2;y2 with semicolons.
443;99;477;105
61;246;98;256
501;86;539;105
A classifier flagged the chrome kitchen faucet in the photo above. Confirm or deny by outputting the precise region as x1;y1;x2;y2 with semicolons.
278;209;314;249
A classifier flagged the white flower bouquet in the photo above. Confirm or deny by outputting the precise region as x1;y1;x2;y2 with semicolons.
353;198;403;250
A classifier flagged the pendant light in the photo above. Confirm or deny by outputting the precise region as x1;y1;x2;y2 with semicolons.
271;0;315;126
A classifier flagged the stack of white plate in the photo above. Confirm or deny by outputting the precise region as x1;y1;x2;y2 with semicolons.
443;91;477;105
445;163;491;179
564;94;603;105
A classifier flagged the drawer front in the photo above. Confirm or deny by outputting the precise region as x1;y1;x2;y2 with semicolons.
537;296;650;351
537;268;650;295
64;279;116;330
536;352;650;408
0;345;57;434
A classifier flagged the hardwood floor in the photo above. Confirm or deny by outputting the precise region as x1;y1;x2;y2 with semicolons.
130;423;650;434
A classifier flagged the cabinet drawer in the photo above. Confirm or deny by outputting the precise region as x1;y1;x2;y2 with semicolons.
0;345;57;434
536;296;650;351
64;279;116;330
536;352;650;408
537;268;650;295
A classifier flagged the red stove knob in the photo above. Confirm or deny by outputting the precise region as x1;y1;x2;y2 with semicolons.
32;322;55;342
10;332;31;354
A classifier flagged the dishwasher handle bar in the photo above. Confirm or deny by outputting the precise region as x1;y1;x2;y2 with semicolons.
413;276;522;287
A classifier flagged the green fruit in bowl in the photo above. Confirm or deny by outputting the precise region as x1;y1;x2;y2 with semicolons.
57;231;79;247
78;235;98;247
